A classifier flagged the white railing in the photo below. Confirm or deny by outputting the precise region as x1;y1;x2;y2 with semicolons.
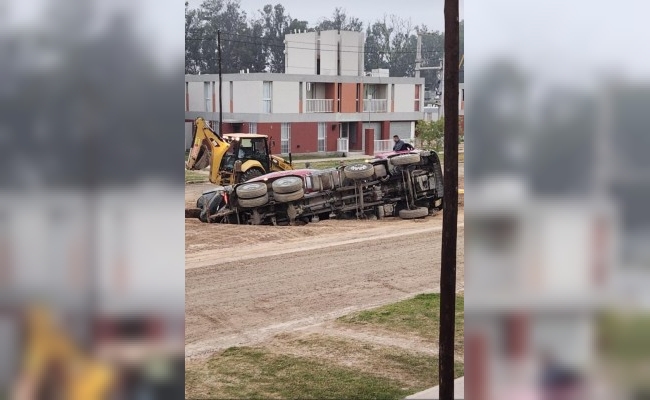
363;99;388;113
306;99;333;113
373;138;417;155
337;138;349;153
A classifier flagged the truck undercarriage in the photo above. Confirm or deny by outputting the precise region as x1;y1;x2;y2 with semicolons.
187;150;444;226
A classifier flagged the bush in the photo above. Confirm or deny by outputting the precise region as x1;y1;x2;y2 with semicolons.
415;118;444;152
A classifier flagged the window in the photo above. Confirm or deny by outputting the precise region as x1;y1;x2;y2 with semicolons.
337;83;342;112
249;122;257;133
263;81;272;113
204;82;211;112
299;82;303;112
318;123;326;152
356;84;360;112
281;123;290;154
414;84;421;111
391;84;395;111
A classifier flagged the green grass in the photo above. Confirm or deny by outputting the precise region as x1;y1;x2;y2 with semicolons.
338;293;464;356
185;170;208;184
293;160;348;170
185;343;463;400
290;153;342;161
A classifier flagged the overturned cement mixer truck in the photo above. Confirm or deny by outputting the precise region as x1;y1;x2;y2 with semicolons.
186;149;444;226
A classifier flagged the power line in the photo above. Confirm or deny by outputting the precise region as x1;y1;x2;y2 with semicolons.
187;36;442;57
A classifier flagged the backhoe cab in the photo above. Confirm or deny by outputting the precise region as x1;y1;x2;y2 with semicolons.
186;117;293;185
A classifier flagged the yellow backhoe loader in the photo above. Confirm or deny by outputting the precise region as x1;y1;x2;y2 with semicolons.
186;117;294;185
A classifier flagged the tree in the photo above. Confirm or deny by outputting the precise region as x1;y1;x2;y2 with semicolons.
316;8;363;31
364;19;391;70
416;118;444;152
185;2;203;74
260;4;309;73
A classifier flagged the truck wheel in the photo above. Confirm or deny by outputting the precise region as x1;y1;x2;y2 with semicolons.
398;207;429;219
236;182;268;199
242;168;264;182
272;176;303;194
273;189;304;203
238;193;269;208
344;163;374;180
390;153;421;166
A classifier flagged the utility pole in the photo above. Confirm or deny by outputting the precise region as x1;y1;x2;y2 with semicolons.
415;34;422;78
439;0;459;399
217;29;223;136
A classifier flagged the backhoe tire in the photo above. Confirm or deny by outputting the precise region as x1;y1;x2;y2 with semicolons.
236;182;268;199
273;189;304;203
237;193;269;208
398;207;429;219
344;163;375;180
390;153;421;166
272;176;303;194
242;168;264;182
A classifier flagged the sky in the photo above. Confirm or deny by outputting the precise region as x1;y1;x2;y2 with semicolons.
187;0;464;32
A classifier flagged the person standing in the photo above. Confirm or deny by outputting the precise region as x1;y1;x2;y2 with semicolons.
392;135;414;151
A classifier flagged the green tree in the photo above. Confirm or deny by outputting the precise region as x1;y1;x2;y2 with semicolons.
316;8;363;31
260;4;309;72
416;118;444;152
185;1;203;74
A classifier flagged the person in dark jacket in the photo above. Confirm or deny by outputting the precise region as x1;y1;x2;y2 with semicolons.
393;135;414;151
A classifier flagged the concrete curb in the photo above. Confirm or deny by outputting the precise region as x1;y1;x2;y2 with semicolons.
405;377;464;400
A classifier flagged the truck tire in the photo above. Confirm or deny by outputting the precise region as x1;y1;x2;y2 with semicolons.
238;193;269;208
390;153;421;166
344;163;375;180
272;176;303;194
373;164;388;178
398;207;429;219
273;189;304;203
236;182;268;199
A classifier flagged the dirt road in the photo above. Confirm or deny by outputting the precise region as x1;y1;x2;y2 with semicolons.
185;181;464;359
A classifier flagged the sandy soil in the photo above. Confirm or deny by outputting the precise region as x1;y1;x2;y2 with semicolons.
185;165;464;360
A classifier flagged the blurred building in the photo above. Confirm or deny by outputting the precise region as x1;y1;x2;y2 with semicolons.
184;30;425;156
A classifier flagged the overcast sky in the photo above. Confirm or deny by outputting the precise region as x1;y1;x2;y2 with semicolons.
187;0;464;32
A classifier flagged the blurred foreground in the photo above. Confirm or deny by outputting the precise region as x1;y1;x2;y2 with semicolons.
0;0;184;398
465;1;650;398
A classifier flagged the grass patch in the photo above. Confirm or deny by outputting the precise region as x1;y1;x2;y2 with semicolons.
338;293;464;356
186;346;416;399
186;344;463;399
293;160;346;170
185;170;208;184
290;153;342;161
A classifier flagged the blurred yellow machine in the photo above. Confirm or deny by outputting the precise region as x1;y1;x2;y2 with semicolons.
14;306;115;400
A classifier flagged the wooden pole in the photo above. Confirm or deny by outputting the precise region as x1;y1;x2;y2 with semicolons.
217;29;223;136
439;0;459;399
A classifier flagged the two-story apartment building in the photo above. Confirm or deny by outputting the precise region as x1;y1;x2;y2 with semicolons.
184;30;425;155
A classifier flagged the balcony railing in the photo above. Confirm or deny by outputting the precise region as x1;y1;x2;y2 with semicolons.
306;99;333;113
363;99;388;113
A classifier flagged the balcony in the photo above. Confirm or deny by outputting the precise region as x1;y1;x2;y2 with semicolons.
363;99;388;113
306;99;333;113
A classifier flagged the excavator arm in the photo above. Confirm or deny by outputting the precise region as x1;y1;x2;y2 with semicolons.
186;118;231;184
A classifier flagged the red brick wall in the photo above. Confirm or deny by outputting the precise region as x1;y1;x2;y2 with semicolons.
256;123;282;153
327;123;339;152
339;83;357;113
381;121;390;140
291;122;319;153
